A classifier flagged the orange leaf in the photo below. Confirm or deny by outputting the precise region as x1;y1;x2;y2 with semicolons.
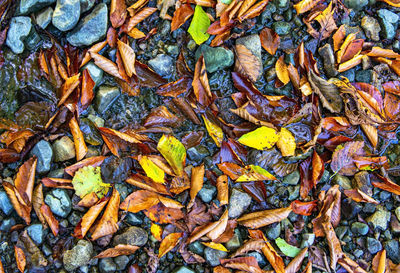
0;148;20;163
125;7;157;32
118;40;136;77
73;197;108;238
216;175;229;205
188;164;205;208
32;184;47;227
238;207;292;229
379;0;400;6
81;69;95;109
221;256;264;273
69;116;88;161
57;73;81;107
158;232;182;258
294;0;321;14
193;55;213;106
65;156;107;176
110;0;127;28
344;188;379;204
15;156;37;205
285;247;308;273
208;209;229;241
40;203;59;236
41;177;73;189
151;222;163;241
3;182;31;224
120;190;160;213
94;245;139;258
90;52;123;79
260;27;280;55
144;203;184;224
171;4;194;32
77;192;100;207
235;44;262;82
275;56;290;85
80;40;108;68
371;174;400;195
15;246;26;273
290;200;317;216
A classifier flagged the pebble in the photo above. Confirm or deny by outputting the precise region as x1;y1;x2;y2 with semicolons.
45;188;72;217
300;233;315;248
377;9;399;40
114;256;129;271
148;54;175;77
225;231;241;250
384;240;400;264
18;0;56;15
52;0;81;31
99;258;117;273
82;62;103;87
366;207;390;230
266;223;281;240
367;237;382;254
187;145;210;162
95;85;120;114
204;247;227;266
173;266;195;273
26;223;46;245
351;222;369;235
283;170;300;185
0;190;13;215
35;7;54;29
236;34;262;61
395;207;400;222
31;140;53;173
361;16;381;41
53;136;75;162
0;218;15;232
188;241;205;255
63;240;93;271
318;43;338;77
273;21;291;36
198;184;216;203
228;188;252;218
248;251;267;267
332;174;352;190
67;3;108;46
126;212;143;226
80;0;95;12
195;44;234;73
355;70;373;84
342;0;368;10
5;16;32;54
113;226;148;246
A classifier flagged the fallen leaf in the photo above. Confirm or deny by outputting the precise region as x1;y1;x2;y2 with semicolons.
65;156;107;176
188;5;211;44
238;126;279;150
157;134;186;176
294;0;321;14
15;246;26;273
171;3;194;31
110;0;127;28
74;197;109;238
188;164;205;208
40;204;59;236
221;256;264;273
139;155;165;184
236;164;276;182
57;74;81;107
94;245;139;258
344;188;379;204
238;207;292;228
125;7;157;31
276;56;290;85
90;52;123;79
331;141;364;176
260;27;280;55
285;247;308;273
207;209;229;241
81;69;95;109
202;242;228;251
235;44;262;82
202;115;223;147
305;2;337;41
41;177;74;189
151;223;163;241
290;200;317;216
158;232;182;258
32;184;47;227
275;238;301;257
69;116;88;161
216;175;229;205
118;40;136;77
276;128;296;156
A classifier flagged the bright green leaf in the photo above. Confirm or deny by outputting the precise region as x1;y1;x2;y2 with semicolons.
238;126;279;150
157;135;186;176
188;5;210;45
72;166;110;198
275;238;301;257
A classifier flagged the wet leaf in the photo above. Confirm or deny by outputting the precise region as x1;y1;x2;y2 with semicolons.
125;7;157;31
236;164;276;182
40;203;59;236
158;232;182;258
188;164;205;208
276;56;290;85
275;238;301;257
120;190;160;213
0;148;20;163
371;174;400;195
118;40;136;77
238;126;279;150
69;116;88;161
344;188;379;204
202;242;227;251
90;52;123;79
78;192;100;207
157;134;186;176
81;69;95;109
72;166;110;198
145;203;184;224
276;128;296;156
238;207;292;228
15;246;26;273
41;177;74;189
216;175;229;205
151;223;163;241
202;115;223;147
73;197;108;238
94;245;139;258
171;3;194;31
139;155;165;184
144;106;180;128
193;55;212;106
290;200;317;216
331;141;364;176
294;0;320;14
235;44;262;82
65;156;107;176
285;247;308;273
207;209;229;241
188;5;210;45
32;184;47;227
308;70;342;113
57;74;81;107
260;27;280;55
305;2;337;41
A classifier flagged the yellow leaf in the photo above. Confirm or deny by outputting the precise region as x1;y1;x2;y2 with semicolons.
151;223;163;241
202;115;223;147
276;128;296;157
157;135;186;176
238;126;279;150
275;56;290;85
139;155;165;184
158;232;182;258
202;242;228;252
236;165;276;182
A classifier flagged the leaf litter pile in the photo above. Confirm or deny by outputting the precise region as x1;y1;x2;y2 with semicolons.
1;0;400;272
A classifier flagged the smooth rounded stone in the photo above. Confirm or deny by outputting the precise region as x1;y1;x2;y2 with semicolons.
236;34;262;61
332;174;352;190
82;62;103;87
68;211;82;226
52;0;81;31
80;0;95;12
318;43;338;77
66;3;108;46
395;207;400;222
63;240;93;271
367;237;382;254
26;223;46;245
95;85;120;114
283;170;300;185
113;226;148;246
351;222;369;235
228;188;252;218
266;223;280;240
366;207;390;230
0;218;15;232
99;258;116;273
173;266;195;273
18;0;56;14
114;256;129;271
300;233;315;248
53;136;75;162
377;9;399;40
355;70;373;83
288;186;299;201
194;44;234;73
126;212;143;225
0;190;13;215
275;0;289;9
272;21;291;36
88;114;105;127
35;7;53;29
45;189;72;217
48;168;65;178
187;145;210;162
342;0;368;10
31;140;53;173
198;184;217;203
188;241;205;255
361;16;381;41
384;240;400;264
204;247;227;266
148;54;175;77
5;16;32;54
248;251;267;267
114;183;129;200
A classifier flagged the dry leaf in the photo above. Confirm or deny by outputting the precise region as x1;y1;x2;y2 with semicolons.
40;204;59;236
207;209;229;241
344;188;379;204
69;116;88;161
94;245;139;258
188;164;205;208
74;197;108;238
158;232;182;258
285;247;308;273
110;0;127;28
216;175;229;205
15;246;26;273
118;40;136;77
90;52;123;79
238;207;292;228
235;44;262;82
294;0;321;14
276;56;290;85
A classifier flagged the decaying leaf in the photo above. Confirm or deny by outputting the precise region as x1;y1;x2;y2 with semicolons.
158;233;183;258
157;134;186;176
260;27;280;55
235;44;262;82
118;40;136;77
94;245;139;258
238;207;292;228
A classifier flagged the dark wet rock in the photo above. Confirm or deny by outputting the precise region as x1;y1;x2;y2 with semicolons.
283;170;300;185
5;16;32;54
367;237;382;254
148;54;175;77
0;190;13;215
342;198;362;219
52;0;81;32
173;266;195;273
249;251;267;267
31;140;53;173
95;85;120;114
318;43;338;77
53;136;75;162
0;218;15;232
288;186;299;201
113;226;148;246
99;258;117;273
377;9;399;40
68;211;82;226
114;183;129;200
114;255;129;270
225;231;241;250
361;16;381;41
195;44;234;73
35;7;53;29
187;145;210;162
266;223;280;240
384;240;400;264
188;241;205;255
101;156;132;184
351;222;369;235
261;3;276;22
82;62;103;87
228;188;252;218
204;247;227;266
333;174;352;190
342;0;368;10
80;118;103;145
366;207;390;230
66;3;108;46
45;189;72;217
198;184;216;203
126;212;143;226
355;70;373;83
63;240;93;271
80;0;95;12
335;226;348;240
18;0;56;14
26;223;46;245
273;21;291;36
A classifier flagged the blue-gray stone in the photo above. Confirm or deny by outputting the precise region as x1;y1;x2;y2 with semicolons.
80;0;95;12
113;226;148;246
95;85;120;114
35;7;53;29
377;9;399;40
266;223;281;240
31;140;53;173
187;145;209;162
248;251;267;267
148;54;175;77
300;233;315;248
114;256;129;271
126;212;143;225
188;241;205;255
82;62;103;87
228;188;252;218
273;21;291;36
53;136;75;162
366;207;390;230
99;257;117;273
367;237;382;254
204;247;227;266
351;222;369;235
5;16;32;54
198;184;216;203
26;223;46;245
45;189;72;217
66;3;108;46
0;190;13;215
173;266;195;273
0;218;16;232
283;170;300;185
18;0;56;15
343;0;368;10
52;0;81;32
195;44;234;73
384;240;400;264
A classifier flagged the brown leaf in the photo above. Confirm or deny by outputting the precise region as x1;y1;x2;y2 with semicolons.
260;27;280;55
3;182;31;224
125;174;170;195
290;200;317;216
118;40;136;77
304;2;337;41
40;203;59;236
143;106;180;128
69;116;88;161
192;55;213;106
91;188;120;240
372;250;387;273
145;203;184;224
294;0;320;14
217;162;245;180
231;238;265;257
216;175;229;205
110;0;127;28
300;151;324;199
239;0;269;21
371;174;400;195
15;246;26;273
57;73;81;107
119;190;161;213
125;7;157;32
78;192;100;207
158;232;182;258
171;4;194;32
32;184;47;227
330;141;364;176
234;44;262;82
188;164;205;208
94;245;139;258
188;220;220;243
323;221;343;270
276;56;290;85
98;127;142;156
80;40;108;68
156;77;192;98
285;247;308;273
41;177;73;189
344;188;379;204
208;209;229;241
65;156;107;176
213;266;231;273
338;254;368;273
135;61;167;87
221;256;264;273
107;27;118;48
90;52;123;79
0;148;20;163
81;69;95;109
238;207;292;229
